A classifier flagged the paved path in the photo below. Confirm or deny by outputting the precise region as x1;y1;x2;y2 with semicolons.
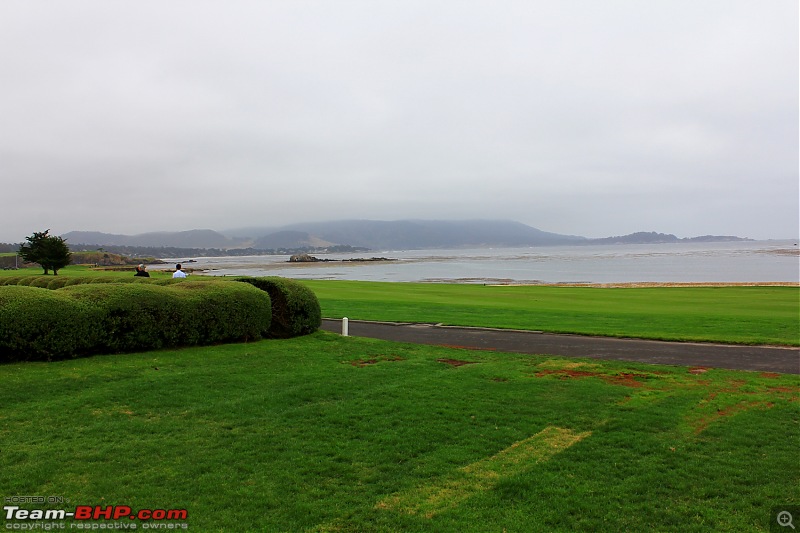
321;319;800;374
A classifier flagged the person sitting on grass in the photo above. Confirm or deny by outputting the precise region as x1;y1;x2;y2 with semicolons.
134;264;150;277
172;263;188;279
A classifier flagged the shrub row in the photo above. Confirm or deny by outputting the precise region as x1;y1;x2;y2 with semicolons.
0;275;322;339
0;281;271;362
233;276;322;338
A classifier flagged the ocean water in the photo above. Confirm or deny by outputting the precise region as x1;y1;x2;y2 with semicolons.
165;240;799;284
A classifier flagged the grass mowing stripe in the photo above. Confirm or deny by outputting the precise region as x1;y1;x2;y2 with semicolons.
374;426;591;519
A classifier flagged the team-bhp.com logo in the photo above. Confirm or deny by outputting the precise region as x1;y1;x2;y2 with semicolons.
4;502;188;530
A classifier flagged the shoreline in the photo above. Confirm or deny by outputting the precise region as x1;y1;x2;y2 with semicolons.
144;241;799;285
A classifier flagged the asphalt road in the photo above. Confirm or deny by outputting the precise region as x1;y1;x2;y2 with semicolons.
321;319;800;374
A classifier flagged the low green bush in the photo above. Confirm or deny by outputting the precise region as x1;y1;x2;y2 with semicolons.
0;286;99;361
60;281;271;354
0;281;271;362
46;278;71;289
61;283;181;353
0;275;317;358
234;276;321;338
168;281;273;342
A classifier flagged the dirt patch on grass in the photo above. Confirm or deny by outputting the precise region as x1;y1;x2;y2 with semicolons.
691;401;775;434
687;378;798;433
346;355;405;367
438;358;480;367
688;367;710;374
350;359;379;367
767;386;799;394
609;373;650;387
534;369;648;387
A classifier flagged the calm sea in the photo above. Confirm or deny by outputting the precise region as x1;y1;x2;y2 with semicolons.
166;240;799;284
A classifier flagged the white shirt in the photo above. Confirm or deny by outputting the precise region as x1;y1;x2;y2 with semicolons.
172;270;187;278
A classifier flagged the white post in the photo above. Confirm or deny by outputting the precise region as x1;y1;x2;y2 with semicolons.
342;317;349;337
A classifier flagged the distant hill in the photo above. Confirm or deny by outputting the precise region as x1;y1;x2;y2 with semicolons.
276;219;586;249
61;221;751;252
586;232;751;245
63;229;244;249
252;230;334;250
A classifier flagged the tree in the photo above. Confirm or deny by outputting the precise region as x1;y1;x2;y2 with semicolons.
18;229;72;275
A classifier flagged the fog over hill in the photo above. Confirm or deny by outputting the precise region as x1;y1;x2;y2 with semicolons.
58;220;751;253
267;220;586;249
62;229;244;249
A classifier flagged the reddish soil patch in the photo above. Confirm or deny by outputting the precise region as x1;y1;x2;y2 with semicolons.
534;369;646;388
437;358;480;367
536;369;597;379
347;355;404;367
767;386;799;394
688;367;709;374
693;400;774;434
760;372;781;378
350;359;378;367
608;373;648;388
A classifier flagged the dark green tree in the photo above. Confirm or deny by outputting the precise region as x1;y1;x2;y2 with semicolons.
18;229;72;275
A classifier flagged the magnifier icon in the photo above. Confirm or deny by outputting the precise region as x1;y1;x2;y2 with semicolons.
778;510;795;529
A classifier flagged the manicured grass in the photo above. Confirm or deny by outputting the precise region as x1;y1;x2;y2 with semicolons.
1;333;797;531
301;280;800;346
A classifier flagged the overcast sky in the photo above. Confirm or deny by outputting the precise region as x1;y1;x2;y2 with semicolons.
1;1;797;242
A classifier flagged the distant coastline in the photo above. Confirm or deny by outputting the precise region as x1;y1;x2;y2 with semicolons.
139;240;800;285
39;219;772;259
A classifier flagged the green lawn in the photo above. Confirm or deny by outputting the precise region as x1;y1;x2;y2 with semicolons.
1;334;797;531
302;280;800;346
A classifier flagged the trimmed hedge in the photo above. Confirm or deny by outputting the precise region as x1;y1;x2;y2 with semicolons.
28;277;53;288
0;281;271;362
234;276;321;338
0;276;322;359
0;275;321;343
0;286;99;361
167;281;273;343
46;278;71;289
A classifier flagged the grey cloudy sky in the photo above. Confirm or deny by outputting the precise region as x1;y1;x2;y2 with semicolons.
1;0;797;242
